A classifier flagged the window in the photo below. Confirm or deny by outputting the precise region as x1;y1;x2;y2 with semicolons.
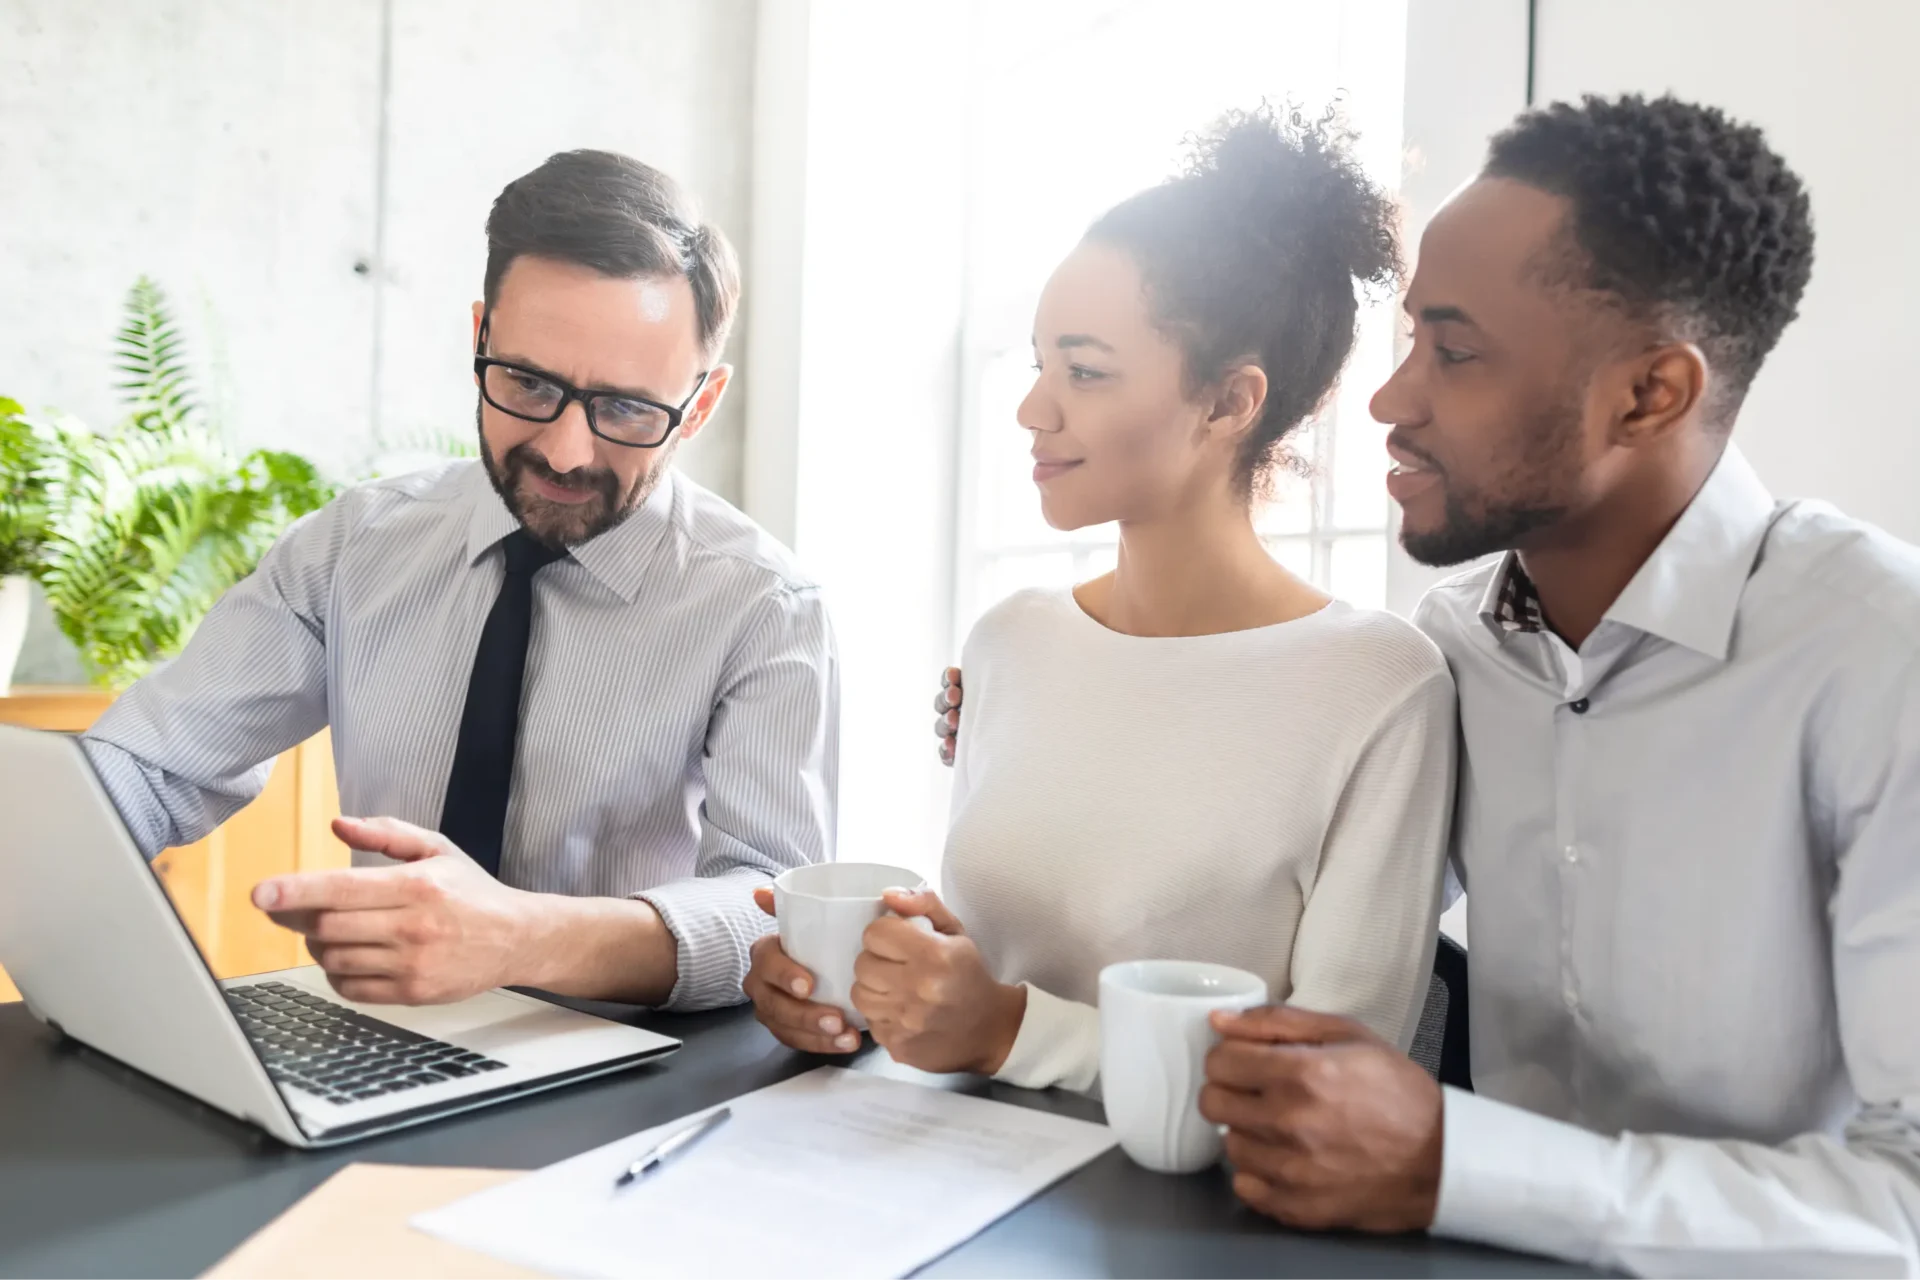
951;0;1409;642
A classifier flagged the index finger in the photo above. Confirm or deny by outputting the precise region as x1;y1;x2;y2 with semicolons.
860;915;941;962
1204;1038;1315;1094
1211;1003;1370;1046
253;867;418;914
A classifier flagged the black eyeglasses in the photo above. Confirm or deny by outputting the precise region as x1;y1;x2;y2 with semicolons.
473;315;710;449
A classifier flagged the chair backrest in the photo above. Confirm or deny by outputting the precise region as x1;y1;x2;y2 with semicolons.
1407;933;1472;1091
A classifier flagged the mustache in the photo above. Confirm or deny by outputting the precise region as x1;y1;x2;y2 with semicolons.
504;442;618;501
1386;433;1444;474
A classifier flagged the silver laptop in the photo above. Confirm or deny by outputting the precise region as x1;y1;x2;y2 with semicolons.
0;724;680;1147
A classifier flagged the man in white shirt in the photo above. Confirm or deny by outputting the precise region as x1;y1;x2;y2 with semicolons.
938;93;1920;1273
84;150;838;1013
1191;95;1920;1274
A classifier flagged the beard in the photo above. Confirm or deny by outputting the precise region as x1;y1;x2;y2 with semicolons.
477;403;675;548
1397;393;1583;568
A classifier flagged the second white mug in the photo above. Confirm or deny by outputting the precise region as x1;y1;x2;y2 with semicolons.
1099;959;1269;1174
772;862;928;1031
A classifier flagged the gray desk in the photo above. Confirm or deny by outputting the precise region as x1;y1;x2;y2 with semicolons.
0;998;1598;1278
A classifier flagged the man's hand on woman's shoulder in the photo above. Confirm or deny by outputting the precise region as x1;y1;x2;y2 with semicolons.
934;667;962;766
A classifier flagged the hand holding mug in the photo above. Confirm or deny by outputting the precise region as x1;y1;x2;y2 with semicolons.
851;889;1026;1076
1198;1004;1443;1233
743;888;863;1056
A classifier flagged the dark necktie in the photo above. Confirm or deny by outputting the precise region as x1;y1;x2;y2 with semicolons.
439;528;568;877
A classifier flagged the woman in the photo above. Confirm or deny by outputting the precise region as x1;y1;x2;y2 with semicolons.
744;105;1455;1092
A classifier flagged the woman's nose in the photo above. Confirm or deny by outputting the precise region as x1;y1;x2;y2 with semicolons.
1017;379;1061;434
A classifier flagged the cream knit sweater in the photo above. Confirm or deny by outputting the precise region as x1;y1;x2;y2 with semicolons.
943;587;1456;1092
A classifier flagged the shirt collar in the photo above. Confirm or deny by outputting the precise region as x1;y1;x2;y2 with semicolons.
464;462;677;604
1477;446;1777;661
1604;446;1776;660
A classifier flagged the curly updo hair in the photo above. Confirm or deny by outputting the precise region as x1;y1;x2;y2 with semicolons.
1484;94;1815;421
1086;103;1401;500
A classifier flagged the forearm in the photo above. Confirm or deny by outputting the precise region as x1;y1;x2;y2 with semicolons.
517;894;680;1006
1435;1090;1920;1277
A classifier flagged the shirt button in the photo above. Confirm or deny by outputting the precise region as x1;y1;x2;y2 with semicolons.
1563;986;1579;1011
1564;845;1579;864
1569;697;1591;714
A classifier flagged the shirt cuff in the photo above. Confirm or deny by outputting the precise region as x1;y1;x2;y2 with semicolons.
993;983;1101;1093
632;875;773;1013
1432;1085;1619;1265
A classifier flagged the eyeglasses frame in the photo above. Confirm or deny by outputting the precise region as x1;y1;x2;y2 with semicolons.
472;314;711;450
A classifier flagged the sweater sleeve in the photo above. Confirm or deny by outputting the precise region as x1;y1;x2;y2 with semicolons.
993;983;1103;1093
949;615;1105;1094
1285;665;1457;1049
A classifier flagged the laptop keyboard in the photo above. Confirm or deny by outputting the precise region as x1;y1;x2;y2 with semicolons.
226;981;508;1105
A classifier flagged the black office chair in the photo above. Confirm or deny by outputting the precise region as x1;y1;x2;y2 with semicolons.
1408;933;1472;1091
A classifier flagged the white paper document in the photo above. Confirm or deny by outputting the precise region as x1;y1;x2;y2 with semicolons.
412;1066;1117;1279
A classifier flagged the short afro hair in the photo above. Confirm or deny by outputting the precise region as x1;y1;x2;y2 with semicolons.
1484;94;1814;420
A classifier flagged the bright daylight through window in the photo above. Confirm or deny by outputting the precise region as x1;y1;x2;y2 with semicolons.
952;0;1409;642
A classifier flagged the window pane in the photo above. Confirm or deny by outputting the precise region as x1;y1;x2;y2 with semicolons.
1329;535;1388;611
1264;536;1313;580
1255;455;1315;536
974;347;1073;551
1078;542;1118;579
958;0;1409;647
1331;303;1396;530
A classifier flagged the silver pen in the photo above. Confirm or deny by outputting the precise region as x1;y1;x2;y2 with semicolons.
613;1106;732;1189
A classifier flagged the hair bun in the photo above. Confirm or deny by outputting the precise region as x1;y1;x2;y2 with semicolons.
1182;102;1400;293
1082;101;1403;500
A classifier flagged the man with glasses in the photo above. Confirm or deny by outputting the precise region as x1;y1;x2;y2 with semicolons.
80;150;838;1012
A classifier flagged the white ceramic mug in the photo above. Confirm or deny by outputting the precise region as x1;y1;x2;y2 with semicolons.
772;862;929;1030
1099;960;1269;1174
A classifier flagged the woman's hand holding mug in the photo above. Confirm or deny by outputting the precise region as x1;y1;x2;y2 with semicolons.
852;888;1027;1076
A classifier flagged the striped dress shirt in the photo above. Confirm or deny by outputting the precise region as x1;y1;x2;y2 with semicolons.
81;461;839;1011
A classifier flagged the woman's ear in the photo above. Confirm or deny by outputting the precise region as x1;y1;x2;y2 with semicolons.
1208;362;1269;442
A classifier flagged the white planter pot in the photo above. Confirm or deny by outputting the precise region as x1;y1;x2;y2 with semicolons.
0;575;29;693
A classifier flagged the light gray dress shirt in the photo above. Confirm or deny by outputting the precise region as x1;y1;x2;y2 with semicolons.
81;461;839;1011
1415;447;1920;1276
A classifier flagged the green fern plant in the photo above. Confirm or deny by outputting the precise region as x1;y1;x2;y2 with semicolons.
30;280;339;687
0;397;56;578
115;276;199;432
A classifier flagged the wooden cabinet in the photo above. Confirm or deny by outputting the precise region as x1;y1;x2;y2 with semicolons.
0;687;348;1003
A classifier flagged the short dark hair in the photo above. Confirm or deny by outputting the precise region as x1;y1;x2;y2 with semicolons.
1484;94;1814;419
1086;103;1401;499
483;149;741;362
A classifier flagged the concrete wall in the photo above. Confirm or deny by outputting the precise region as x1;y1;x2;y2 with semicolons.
1;0;757;681
1;0;385;476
